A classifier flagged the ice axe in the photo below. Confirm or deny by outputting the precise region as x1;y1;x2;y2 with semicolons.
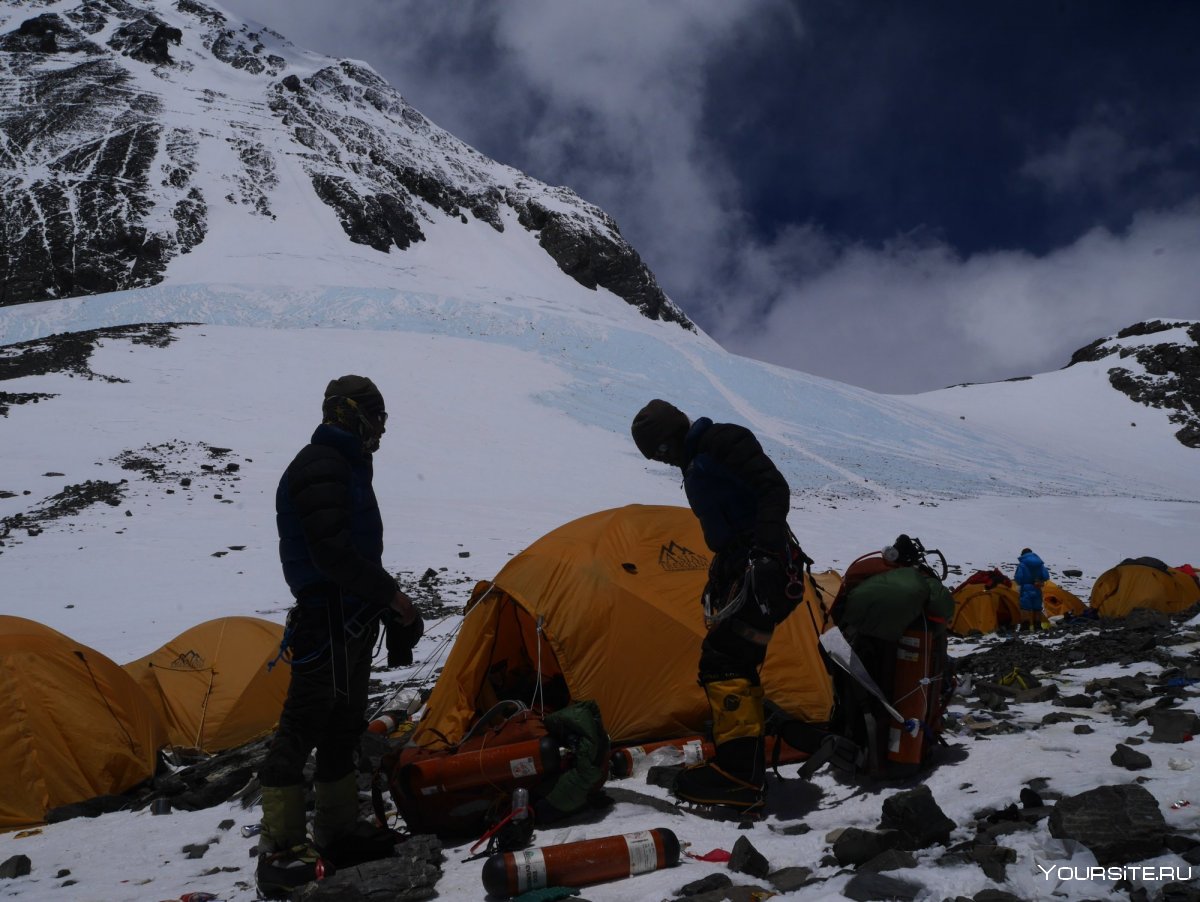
819;627;920;735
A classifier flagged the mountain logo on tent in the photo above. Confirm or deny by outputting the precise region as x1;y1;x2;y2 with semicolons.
167;650;207;670
658;542;709;572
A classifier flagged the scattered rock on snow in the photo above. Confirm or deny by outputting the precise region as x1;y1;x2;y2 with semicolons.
728;835;770;879
0;855;31;879
293;833;443;901
676;872;732;896
1146;708;1200;743
1048;783;1167;865
1111;743;1153;770
766;866;813;892
831;827;900;866
858;847;917;873
842;870;923;901
878;785;956;850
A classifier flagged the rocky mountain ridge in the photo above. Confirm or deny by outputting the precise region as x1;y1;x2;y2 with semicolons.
0;0;690;328
1066;320;1200;449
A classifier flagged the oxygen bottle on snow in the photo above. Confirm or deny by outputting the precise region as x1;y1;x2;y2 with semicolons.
481;828;680;896
609;736;712;778
367;687;422;735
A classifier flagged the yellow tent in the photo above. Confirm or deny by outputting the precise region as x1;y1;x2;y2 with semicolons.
0;617;166;831
949;571;1025;636
1089;558;1200;618
1042;580;1086;619
413;505;833;748
123;617;288;753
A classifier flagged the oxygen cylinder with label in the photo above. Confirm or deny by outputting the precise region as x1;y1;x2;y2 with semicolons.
887;625;939;768
610;733;810;779
368;687;423;735
481;827;680;897
402;735;563;798
609;736;714;778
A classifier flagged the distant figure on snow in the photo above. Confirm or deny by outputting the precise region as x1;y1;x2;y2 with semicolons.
630;399;808;813
1014;547;1050;633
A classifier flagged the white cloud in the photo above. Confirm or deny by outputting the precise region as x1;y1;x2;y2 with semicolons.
714;204;1200;393
216;1;1200;394
1021;122;1169;194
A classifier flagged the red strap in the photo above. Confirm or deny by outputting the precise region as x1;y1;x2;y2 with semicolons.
469;805;534;856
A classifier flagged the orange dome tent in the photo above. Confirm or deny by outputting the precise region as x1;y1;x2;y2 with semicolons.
413;505;833;749
1089;558;1200;618
123;616;289;753
949;569;1030;635
1041;580;1086;619
0;616;166;831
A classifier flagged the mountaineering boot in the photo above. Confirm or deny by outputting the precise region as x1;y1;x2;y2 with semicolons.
256;784;328;899
259;784;308;854
673;678;766;812
313;771;398;867
312;772;359;850
673;737;766;811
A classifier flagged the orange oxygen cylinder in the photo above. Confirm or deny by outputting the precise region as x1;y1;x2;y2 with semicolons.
609;736;714;778
481;827;680;896
887;626;940;767
610;733;809;779
403;736;562;798
367;711;404;735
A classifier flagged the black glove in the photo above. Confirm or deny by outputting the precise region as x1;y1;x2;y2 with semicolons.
748;553;791;623
384;611;425;667
712;539;752;583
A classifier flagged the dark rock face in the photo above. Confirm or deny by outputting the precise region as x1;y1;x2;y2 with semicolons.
269;60;692;329
1067;320;1200;448
511;194;686;326
0;1;692;332
1048;783;1168;865
0;5;207;305
107;14;182;64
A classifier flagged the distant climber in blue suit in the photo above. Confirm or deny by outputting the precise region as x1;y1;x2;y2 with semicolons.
1014;548;1050;633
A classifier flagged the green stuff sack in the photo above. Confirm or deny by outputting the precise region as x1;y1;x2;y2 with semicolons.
840;566;955;642
536;700;610;820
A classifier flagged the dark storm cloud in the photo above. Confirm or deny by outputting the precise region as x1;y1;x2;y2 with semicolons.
221;0;1200;393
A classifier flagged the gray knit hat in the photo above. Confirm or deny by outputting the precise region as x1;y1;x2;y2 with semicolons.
631;399;689;460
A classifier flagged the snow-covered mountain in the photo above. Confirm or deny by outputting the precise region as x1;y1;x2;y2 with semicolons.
1;0;1197;653
908;319;1200;486
2;4;1200;901
0;0;687;328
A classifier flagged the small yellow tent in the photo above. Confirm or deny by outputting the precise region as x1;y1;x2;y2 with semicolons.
414;505;833;748
1089;558;1200;618
123;617;289;753
0;616;166;831
949;571;1025;636
1042;580;1085;619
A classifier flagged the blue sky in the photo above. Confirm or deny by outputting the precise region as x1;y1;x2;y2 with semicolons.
221;0;1200;392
